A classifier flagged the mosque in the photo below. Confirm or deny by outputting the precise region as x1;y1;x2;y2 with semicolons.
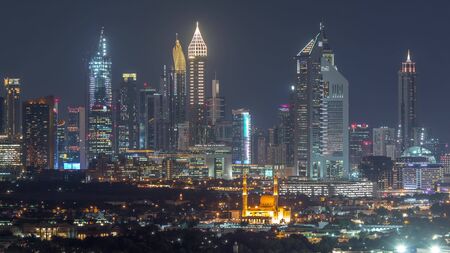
241;175;291;224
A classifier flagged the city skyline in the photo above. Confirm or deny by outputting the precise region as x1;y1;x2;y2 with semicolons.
1;1;450;142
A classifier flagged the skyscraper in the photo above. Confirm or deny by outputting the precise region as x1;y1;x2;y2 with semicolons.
277;104;294;166
139;84;157;150
398;50;417;152
66;106;86;170
4;78;21;139
232;109;251;165
22;96;56;169
0;97;4;134
158;66;173;150
188;22;208;145
349;123;372;173
373;127;396;160
87;28;113;161
172;35;188;125
117;73;139;153
172;36;188;150
292;23;349;179
207;78;225;125
56;119;66;169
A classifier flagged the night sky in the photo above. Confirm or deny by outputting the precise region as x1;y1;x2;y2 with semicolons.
1;0;450;141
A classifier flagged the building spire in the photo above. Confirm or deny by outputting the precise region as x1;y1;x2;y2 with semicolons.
173;33;186;72
97;27;108;57
188;21;207;58
406;49;411;62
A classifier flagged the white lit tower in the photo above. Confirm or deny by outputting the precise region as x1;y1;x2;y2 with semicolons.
187;22;208;145
87;28;113;161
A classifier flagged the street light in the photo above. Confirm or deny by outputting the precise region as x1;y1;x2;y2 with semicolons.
430;245;441;253
396;244;407;253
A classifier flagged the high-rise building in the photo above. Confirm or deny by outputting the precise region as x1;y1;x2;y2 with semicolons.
397;50;417;152
56;119;66;169
373;127;396;160
292;23;349;179
207;79;225;125
4;78;21;139
139;84;158;150
277;104;294;166
87;28;113;161
0;97;4;134
66;106;86;170
188;22;208;145
172;35;187;125
251;128;266;165
158;66;173;150
22;96;56;169
117;73;139;153
359;156;394;191
232;109;251;165
0;134;23;180
349;123;372;173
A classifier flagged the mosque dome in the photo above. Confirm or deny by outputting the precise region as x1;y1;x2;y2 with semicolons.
401;146;436;164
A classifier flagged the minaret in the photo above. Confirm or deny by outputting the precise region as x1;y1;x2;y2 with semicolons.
242;174;248;215
273;175;279;210
187;22;208;145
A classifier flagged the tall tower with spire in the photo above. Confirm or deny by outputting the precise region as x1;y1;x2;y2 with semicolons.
293;23;349;180
398;50;417;152
172;34;188;134
87;28;113;161
187;22;208;145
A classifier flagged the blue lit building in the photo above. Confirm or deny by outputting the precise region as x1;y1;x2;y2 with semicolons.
87;28;113;161
232;109;251;165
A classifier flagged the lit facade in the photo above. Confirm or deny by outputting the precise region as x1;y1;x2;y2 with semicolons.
242;175;291;224
293;23;349;179
22;96;56;169
232;109;251;165
373;127;396;160
349;123;372;174
172;37;188;149
188;22;207;145
397;50;417;152
88;105;113;160
279;178;376;198
207;79;225;125
88;28;113;161
0;134;23;180
4;78;21;139
66;106;86;170
396;146;443;192
138;84;158;150
117;73;139;153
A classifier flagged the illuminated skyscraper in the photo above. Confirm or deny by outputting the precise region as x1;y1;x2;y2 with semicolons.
373;127;396;160
207;78;225;125
293;23;349;179
87;28;113;161
66;106;86;170
88;28;112;109
398;50;417;152
188;22;207;145
349;123;372;173
172;35;187;125
56;119;66;169
22;96;56;169
139;84;158;149
117;73;139;153
232;109;251;164
4;78;21;139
